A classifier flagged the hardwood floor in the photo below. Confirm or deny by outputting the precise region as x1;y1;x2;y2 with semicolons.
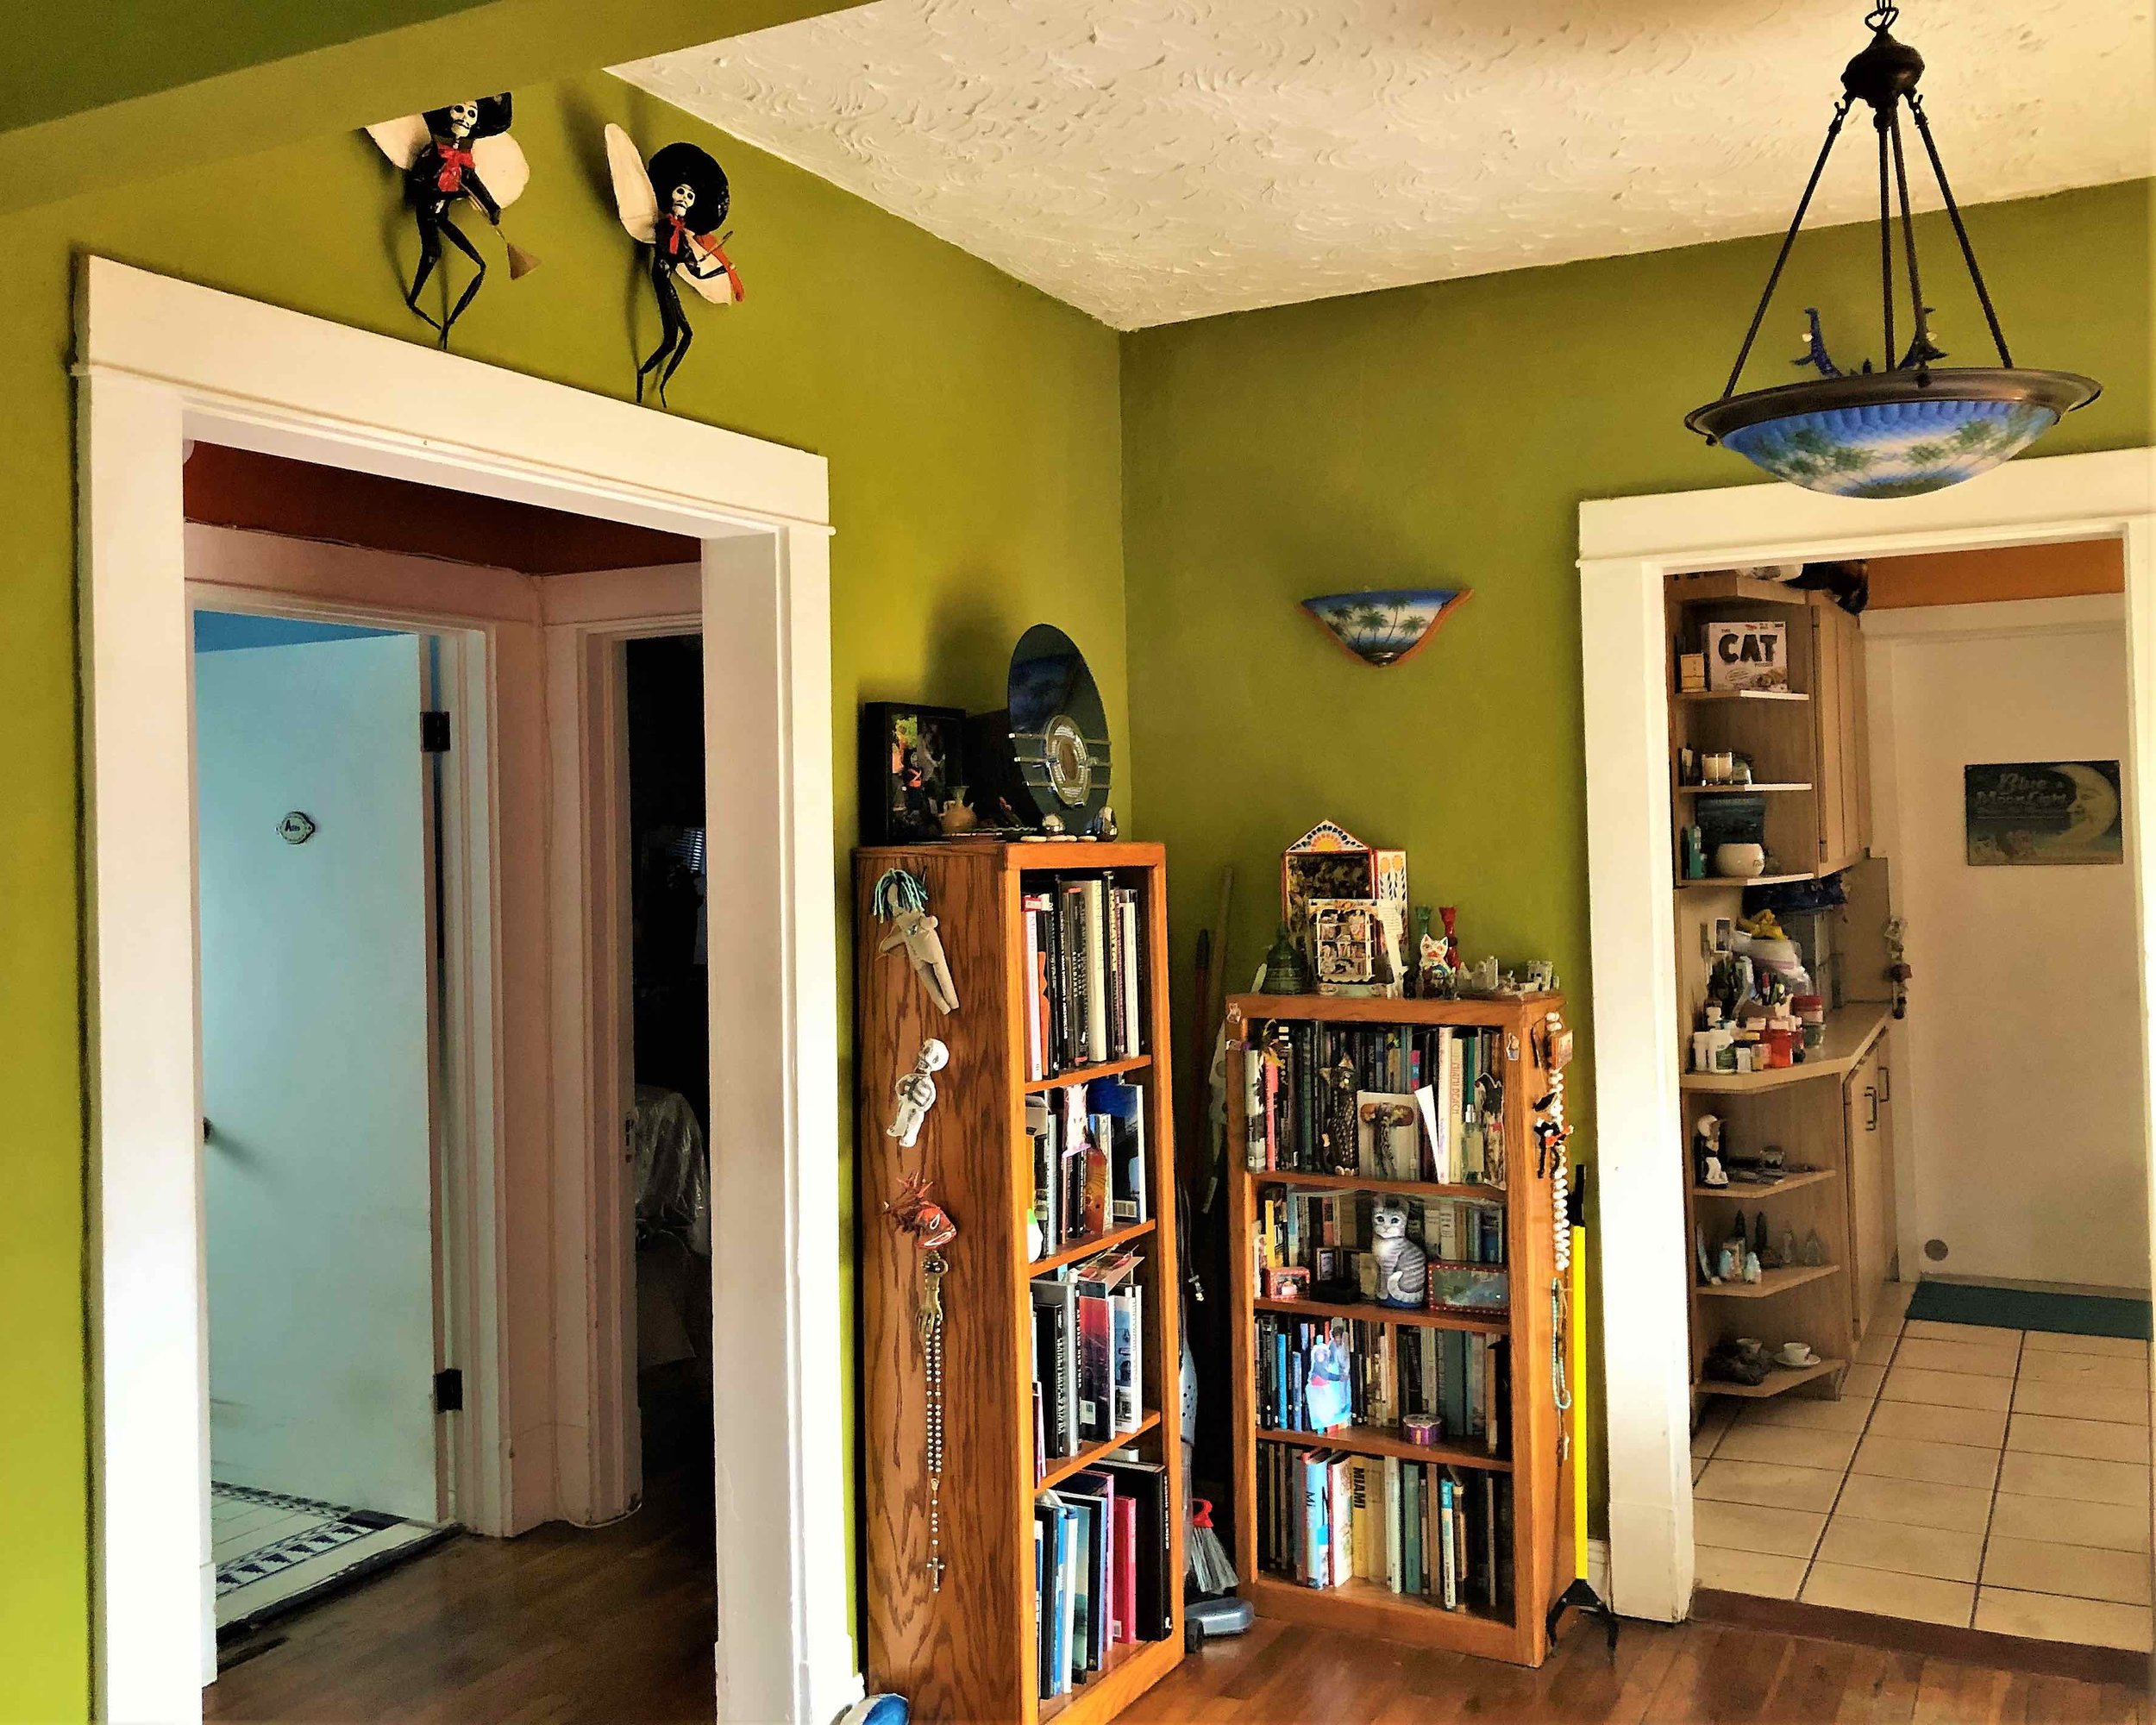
210;1451;2144;1724
206;1458;718;1724
1125;1614;2149;1725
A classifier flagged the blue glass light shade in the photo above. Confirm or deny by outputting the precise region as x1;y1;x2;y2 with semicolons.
1689;369;2098;499
1300;588;1470;667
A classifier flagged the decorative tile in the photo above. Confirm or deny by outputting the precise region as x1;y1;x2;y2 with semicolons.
1880;1365;2013;1413
1989;1491;2151;1554
1833;1472;1992;1534
1851;1433;1999;1491
1692;1499;1827;1560
1996;1450;2151;1509
2018;1351;2149;1392
1815;1514;1983;1584
2012;1380;2149;1426
2021;1331;2149;1358
1694;1544;1808;1600
1743;1395;1875;1434
1892;1337;2020;1379
2007;1413;2150;1465
1863;1400;2008;1451
1714;1421;1862;1471
1975;1586;2153;1653
1902;1320;2022;1347
1981;1535;2152;1606
1801;1559;1974;1628
1695;1458;1844;1514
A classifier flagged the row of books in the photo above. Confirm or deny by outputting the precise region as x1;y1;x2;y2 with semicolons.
1024;874;1147;1081
1032;1459;1174;1699
1243;1021;1507;1185
1032;1248;1145;1463
1257;1446;1514;1614
1254;1315;1508;1456
1027;1077;1147;1259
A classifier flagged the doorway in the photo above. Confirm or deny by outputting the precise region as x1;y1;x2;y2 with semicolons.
80;259;854;1725
194;611;453;1632
1579;448;2156;1654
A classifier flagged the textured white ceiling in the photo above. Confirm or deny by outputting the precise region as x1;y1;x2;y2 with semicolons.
615;0;2154;329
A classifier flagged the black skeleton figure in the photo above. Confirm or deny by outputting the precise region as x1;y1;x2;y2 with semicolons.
605;124;744;405
367;96;532;347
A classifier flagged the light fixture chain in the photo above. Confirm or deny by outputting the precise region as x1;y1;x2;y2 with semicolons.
1908;94;2014;367
1875;116;1895;373
1886;102;1932;373
1719;96;1854;403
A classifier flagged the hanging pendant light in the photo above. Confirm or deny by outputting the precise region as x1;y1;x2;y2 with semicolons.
1686;3;2098;498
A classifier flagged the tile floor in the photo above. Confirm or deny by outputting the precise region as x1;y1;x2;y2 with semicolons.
213;1482;439;1628
1691;1281;2154;1653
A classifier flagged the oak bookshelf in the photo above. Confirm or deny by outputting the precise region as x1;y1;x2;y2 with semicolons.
856;840;1184;1725
1224;993;1573;1667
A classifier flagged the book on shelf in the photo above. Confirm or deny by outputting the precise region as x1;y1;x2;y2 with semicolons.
1029;1077;1148;1261
1257;1446;1513;1614
1254;1314;1507;1457
1241;1019;1507;1186
1033;1461;1172;1697
1034;1246;1147;1458
1253;1186;1507;1317
1022;872;1149;1082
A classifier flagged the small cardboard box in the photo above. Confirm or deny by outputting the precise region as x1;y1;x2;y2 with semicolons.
1704;620;1790;692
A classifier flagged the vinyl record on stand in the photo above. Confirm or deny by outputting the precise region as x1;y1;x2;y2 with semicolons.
967;624;1112;833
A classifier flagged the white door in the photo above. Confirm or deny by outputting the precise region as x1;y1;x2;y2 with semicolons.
197;631;442;1522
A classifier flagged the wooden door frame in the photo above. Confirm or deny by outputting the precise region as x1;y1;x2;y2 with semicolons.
79;260;854;1725
1576;446;2156;1624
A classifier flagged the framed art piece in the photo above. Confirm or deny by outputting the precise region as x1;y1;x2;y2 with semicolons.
860;702;966;844
1964;759;2124;866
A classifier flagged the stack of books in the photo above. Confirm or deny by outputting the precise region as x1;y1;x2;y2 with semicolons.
1255;1447;1514;1615
1253;1314;1507;1454
1243;1020;1506;1184
1031;1247;1145;1465
1032;1460;1174;1698
1028;1076;1148;1259
1254;1189;1507;1315
1023;874;1147;1081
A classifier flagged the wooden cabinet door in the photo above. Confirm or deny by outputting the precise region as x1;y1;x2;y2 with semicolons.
1845;1048;1889;1339
1812;605;1850;873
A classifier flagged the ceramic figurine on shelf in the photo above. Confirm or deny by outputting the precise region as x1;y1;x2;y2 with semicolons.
1259;922;1312;994
1694;1114;1729;1188
1322;1054;1359;1176
1369;1199;1429;1308
886;1038;950;1148
1780;1226;1801;1270
1742;1248;1763;1284
1801;1227;1828;1267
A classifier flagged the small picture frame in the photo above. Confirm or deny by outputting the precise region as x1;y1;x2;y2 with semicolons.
859;702;966;844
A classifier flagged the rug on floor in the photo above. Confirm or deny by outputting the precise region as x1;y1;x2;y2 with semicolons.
1906;1278;2153;1339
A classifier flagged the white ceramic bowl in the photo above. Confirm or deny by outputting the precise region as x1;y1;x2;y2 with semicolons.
1714;842;1767;879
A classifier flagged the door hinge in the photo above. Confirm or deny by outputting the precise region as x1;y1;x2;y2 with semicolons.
434;1367;464;1413
421;710;452;753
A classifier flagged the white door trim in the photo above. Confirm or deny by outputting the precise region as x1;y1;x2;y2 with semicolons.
78;258;854;1725
1577;446;2156;1625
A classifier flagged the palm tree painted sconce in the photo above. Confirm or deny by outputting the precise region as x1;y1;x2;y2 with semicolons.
1300;589;1471;668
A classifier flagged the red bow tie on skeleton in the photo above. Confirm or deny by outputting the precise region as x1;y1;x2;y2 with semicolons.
435;143;473;194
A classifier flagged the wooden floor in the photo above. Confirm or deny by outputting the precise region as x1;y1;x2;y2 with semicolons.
209;1455;2146;1724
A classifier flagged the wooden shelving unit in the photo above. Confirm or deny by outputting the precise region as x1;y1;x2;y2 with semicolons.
1225;993;1570;1667
856;840;1183;1725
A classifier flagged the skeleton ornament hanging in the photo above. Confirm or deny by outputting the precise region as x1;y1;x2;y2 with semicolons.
604;124;745;405
366;96;536;348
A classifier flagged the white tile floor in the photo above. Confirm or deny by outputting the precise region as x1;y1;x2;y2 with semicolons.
213;1483;438;1628
1692;1283;2154;1653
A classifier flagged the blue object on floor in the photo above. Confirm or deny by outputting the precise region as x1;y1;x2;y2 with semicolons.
1905;1278;2152;1340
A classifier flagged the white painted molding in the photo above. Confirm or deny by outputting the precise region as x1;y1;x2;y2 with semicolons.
1861;592;2126;641
80;258;849;1725
1577;445;2156;1629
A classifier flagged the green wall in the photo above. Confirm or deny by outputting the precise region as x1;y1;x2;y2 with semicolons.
1120;178;2154;1522
0;74;1124;1724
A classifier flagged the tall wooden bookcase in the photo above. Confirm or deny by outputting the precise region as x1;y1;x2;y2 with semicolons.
1225;993;1571;1666
856;841;1184;1725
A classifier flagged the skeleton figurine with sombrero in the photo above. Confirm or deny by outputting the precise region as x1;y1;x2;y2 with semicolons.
604;124;745;406
367;96;536;348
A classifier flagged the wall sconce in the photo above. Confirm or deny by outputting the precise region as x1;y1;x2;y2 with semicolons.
1299;589;1470;667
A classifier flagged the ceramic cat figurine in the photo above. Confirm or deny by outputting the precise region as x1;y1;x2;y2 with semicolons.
1369;1198;1428;1309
